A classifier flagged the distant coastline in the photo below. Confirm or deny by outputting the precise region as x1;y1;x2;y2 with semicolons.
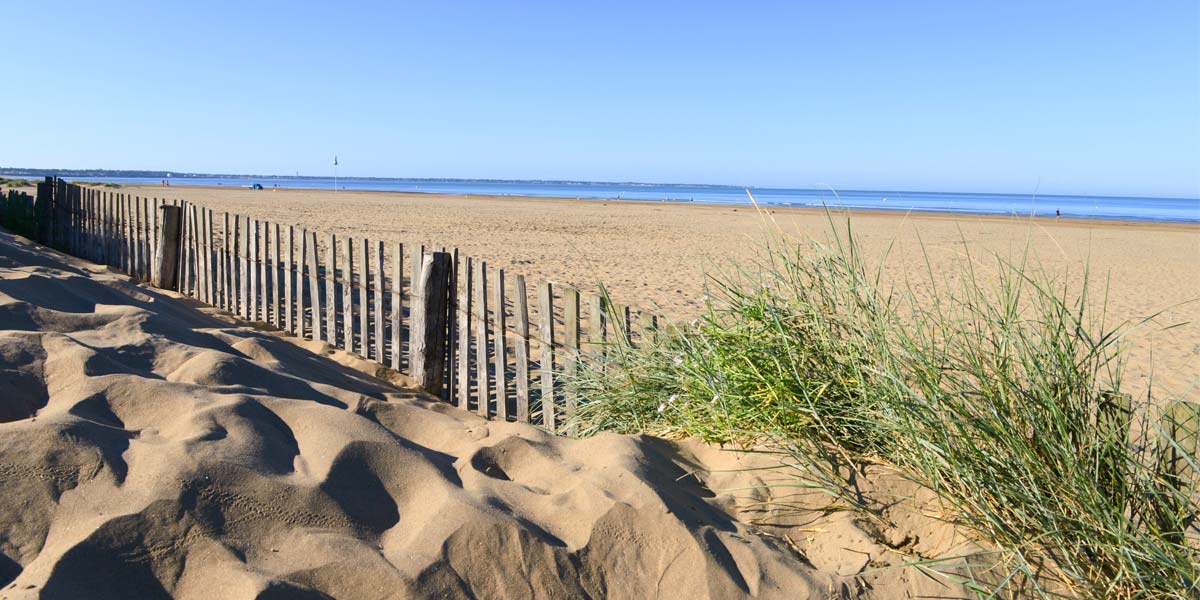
2;167;1197;203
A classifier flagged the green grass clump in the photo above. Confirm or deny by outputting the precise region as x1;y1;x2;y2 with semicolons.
0;177;35;188
567;216;1198;599
69;180;121;188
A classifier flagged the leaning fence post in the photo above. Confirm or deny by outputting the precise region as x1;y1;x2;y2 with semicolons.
152;205;183;290
411;251;452;396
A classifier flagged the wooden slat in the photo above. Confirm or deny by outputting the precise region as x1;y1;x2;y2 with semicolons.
588;293;607;355
343;238;354;351
193;206;204;299
249;219;260;321
473;260;490;417
410;252;452;395
150;199;159;279
121;195;130;274
308;230;322;342
114;194;123;272
358;238;369;357
198;206;207;300
297;230;308;337
261;222;271;324
456;256;472;409
637;311;658;346
391;242;403;370
284;225;294;332
143;196;152;281
538;282;556;432
272;223;282;327
563;286;580;434
222;213;231;311
194;206;204;298
411;244;423;298
210;209;221;309
183;203;194;294
131;196;141;280
132;195;139;277
513;274;531;422
143;197;152;281
493;268;508;421
190;204;201;296
373;240;384;361
239;216;250;317
107;192;116;268
446;248;459;402
327;234;338;347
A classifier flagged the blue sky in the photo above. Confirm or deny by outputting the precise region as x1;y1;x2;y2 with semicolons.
2;1;1197;198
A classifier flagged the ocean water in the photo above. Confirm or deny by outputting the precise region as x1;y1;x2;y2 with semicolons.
65;176;1200;223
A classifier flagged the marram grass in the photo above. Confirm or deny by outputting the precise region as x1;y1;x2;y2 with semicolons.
566;216;1198;599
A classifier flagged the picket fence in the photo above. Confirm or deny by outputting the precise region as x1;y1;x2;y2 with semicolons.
11;177;661;433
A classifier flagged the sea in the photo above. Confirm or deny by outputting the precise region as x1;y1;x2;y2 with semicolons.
47;176;1200;223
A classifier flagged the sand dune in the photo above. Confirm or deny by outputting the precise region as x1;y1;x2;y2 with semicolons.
0;230;975;598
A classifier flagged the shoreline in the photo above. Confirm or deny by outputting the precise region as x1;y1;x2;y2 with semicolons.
8;181;1197;398
127;182;1200;231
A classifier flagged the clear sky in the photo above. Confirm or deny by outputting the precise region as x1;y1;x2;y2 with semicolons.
2;1;1197;198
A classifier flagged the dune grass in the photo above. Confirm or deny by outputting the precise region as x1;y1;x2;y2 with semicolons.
0;177;35;188
566;213;1198;599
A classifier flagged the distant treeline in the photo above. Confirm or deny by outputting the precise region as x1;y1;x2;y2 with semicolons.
0;168;727;188
1;168;202;178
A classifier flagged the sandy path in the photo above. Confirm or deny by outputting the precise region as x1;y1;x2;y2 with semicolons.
0;230;979;598
118;184;1199;400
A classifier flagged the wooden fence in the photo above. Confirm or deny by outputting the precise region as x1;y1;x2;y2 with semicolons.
6;178;659;433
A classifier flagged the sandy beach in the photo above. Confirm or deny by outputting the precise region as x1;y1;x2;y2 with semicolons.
0;228;981;598
116;184;1199;401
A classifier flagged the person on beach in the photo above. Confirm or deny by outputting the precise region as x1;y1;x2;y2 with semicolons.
1056;209;1060;219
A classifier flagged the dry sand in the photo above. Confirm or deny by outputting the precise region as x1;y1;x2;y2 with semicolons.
0;230;980;598
124;184;1198;400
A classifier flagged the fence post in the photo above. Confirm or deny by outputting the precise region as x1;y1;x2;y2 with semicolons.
411;251;452;396
35;178;52;244
152;205;183;290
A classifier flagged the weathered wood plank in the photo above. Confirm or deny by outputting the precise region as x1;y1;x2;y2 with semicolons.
637;311;658;346
456;256;473;409
358;238;369;357
343;238;355;351
142;197;151;281
284;225;294;332
563;287;580;434
326;234;338;347
239;216;250;317
493;268;508;421
130;196;141;280
308;230;322;342
373;240;384;361
588;293;607;356
194;207;205;299
1165;401;1199;490
446;248;459;402
222;213;231;310
260;221;270;322
183;203;194;294
538;282;556;432
249;220;260;320
152;205;182;290
272;223;282;327
203;208;214;302
391;242;403;370
513;274;531;422
297;230;308;337
410;252;452;395
473;260;490;417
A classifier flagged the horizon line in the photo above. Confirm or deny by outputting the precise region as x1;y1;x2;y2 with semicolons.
2;167;1197;202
